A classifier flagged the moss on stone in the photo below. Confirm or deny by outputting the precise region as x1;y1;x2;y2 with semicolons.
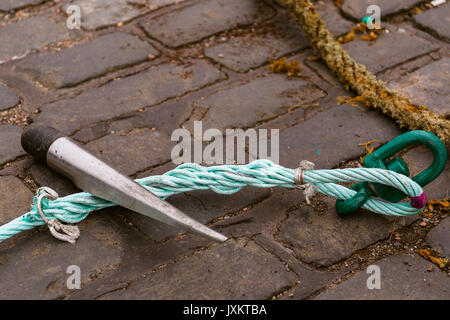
282;0;449;145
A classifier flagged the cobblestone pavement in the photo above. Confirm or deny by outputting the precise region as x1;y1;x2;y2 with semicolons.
0;0;448;300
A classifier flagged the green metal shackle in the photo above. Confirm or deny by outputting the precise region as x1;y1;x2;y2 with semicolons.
364;130;447;202
336;130;447;215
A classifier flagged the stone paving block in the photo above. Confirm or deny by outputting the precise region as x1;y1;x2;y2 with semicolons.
204;18;309;72
116;96;195;136
254;235;341;299
388;57;449;116
0;125;26;165
267;51;338;92
30;163;79;196
18;33;159;88
71;122;109;143
0;176;32;225
277;197;413;267
401;145;449;201
425;217;450;258
141;0;275;48
304;58;343;87
0;157;33;178
189;74;325;132
35;60;224;135
125;187;270;242
0;213;123;299
0;0;46;12
314;0;354;36
73;222;338;299
100;239;298;299
72;97;194;143
84;128;174;176
66;220;225;299
71;0;185;30
0;17;68;63
341;0;422;20
215;189;304;239
414;2;450;42
0;82;19;111
135;160;178;178
277;103;401;169
343;28;440;74
315;254;450;299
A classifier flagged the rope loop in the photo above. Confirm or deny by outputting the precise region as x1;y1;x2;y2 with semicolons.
36;187;59;224
294;160;317;204
36;187;80;245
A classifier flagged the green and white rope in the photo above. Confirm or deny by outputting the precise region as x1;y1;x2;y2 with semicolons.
0;159;424;243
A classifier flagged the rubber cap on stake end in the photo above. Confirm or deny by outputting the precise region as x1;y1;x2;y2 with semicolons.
21;126;64;164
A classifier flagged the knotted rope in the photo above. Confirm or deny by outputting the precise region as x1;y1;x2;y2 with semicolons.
35;187;80;244
0;159;425;243
281;0;449;145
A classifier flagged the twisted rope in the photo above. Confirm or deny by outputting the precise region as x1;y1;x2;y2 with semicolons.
281;0;449;144
0;159;424;243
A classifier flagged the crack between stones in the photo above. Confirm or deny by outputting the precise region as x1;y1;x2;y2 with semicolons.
91;237;252;300
138;1;278;51
64;68;228;139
